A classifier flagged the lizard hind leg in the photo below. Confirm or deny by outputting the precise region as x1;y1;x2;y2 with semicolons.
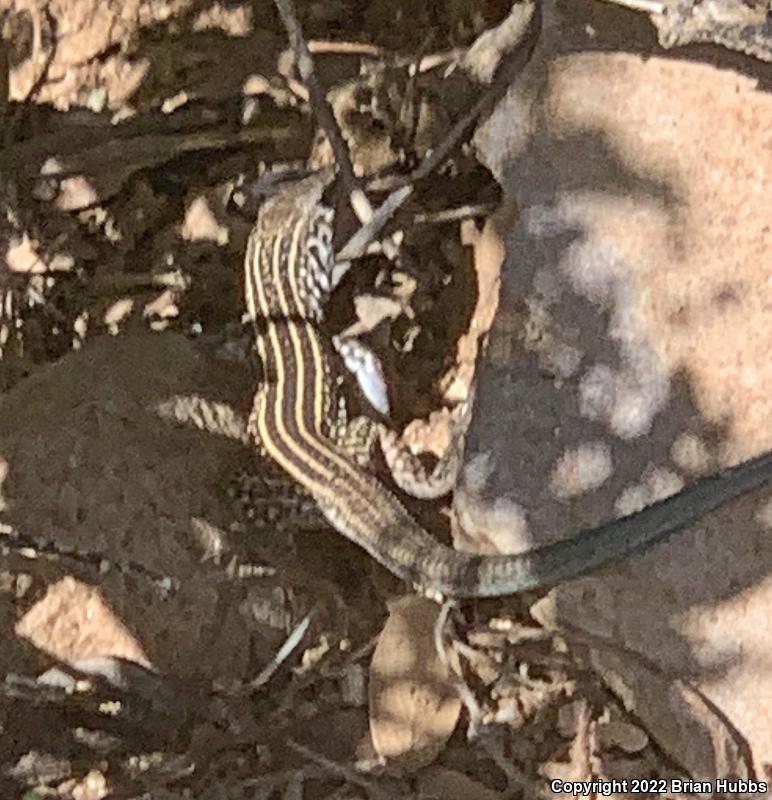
333;409;461;497
379;426;462;500
379;396;473;500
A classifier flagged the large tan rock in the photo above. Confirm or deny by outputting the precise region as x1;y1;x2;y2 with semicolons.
461;0;772;778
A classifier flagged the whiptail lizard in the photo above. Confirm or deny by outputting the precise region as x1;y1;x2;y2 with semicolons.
244;170;772;599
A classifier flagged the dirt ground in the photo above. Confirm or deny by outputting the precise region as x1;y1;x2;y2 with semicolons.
0;1;768;798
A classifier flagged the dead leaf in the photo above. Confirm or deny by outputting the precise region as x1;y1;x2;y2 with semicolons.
343;294;404;338
71;769;109;800
16;576;151;668
143;290;179;320
400;407;455;458
597;720;649;754
368;595;461;770
6;233;45;273
104;298;134;331
55;175;101;210
181;195;229;245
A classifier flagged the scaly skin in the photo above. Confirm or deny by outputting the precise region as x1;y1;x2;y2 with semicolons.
244;172;772;598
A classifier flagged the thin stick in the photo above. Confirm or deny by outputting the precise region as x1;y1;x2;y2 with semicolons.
307;41;465;74
249;610;313;690
307;41;383;57
409;2;540;185
597;0;665;13
339;1;540;259
413;202;497;225
336;185;412;263
273;0;358;198
433;600;484;738
287;739;390;800
368;0;540;193
90;269;190;293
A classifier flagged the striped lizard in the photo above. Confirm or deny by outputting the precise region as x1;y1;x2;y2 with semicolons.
244;170;772;599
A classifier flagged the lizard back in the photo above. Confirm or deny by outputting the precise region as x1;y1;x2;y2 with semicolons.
244;172;772;598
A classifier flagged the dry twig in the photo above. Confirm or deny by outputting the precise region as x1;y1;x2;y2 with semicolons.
287;740;391;800
249;610;314;690
432;600;484;737
273;0;358;200
339;1;541;260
